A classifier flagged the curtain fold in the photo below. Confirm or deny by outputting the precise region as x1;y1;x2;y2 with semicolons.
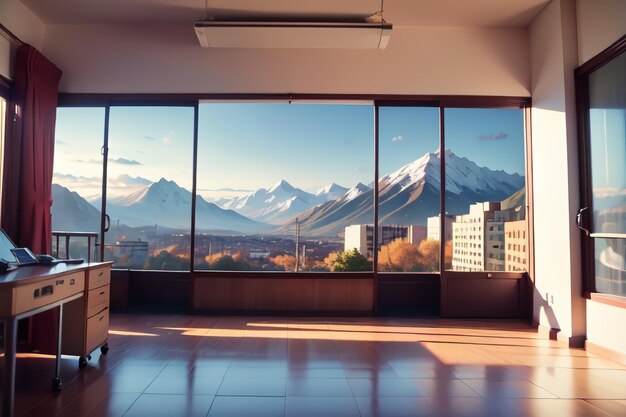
1;44;62;254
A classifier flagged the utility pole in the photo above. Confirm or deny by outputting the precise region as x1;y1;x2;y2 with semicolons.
295;217;300;272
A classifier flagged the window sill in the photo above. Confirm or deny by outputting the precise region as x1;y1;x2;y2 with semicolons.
589;292;626;309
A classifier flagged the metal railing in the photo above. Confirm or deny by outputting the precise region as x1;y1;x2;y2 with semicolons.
51;231;99;261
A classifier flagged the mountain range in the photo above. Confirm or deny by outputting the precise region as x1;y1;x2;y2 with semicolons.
52;149;525;237
279;149;524;235
215;181;352;224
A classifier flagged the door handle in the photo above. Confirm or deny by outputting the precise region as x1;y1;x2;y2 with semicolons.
104;214;111;232
577;207;590;236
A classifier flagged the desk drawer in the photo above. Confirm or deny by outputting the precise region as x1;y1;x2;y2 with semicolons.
86;308;109;352
88;265;110;290
12;271;85;315
87;285;110;318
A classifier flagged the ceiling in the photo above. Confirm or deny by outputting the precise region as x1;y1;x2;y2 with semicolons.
20;0;551;27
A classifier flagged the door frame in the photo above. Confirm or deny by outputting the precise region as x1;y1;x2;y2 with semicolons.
576;34;626;298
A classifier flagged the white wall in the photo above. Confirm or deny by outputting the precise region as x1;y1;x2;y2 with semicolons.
587;301;626;355
0;0;46;79
529;0;585;342
577;0;626;65
41;24;530;95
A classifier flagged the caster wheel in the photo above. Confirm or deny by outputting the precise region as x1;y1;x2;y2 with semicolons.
51;378;62;392
78;356;88;369
101;343;109;355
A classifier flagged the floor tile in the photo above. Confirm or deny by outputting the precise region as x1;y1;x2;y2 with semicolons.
285;397;361;417
585;399;626;416
526;368;626;399
286;377;353;396
207;396;285;417
225;367;288;379
56;392;140;417
122;394;214;417
288;367;347;378
356;396;438;417
348;378;423;397
345;367;400;379
145;374;223;395
461;379;558;399
466;399;616;417
94;373;158;393
217;376;287;396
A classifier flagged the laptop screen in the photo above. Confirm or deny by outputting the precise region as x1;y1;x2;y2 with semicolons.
0;228;18;262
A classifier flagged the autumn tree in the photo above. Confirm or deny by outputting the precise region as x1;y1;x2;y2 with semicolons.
378;238;421;272
322;251;339;270
418;239;440;272
146;250;189;270
204;252;250;270
271;254;297;271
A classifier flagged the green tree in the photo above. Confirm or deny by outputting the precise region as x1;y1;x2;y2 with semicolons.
331;248;372;272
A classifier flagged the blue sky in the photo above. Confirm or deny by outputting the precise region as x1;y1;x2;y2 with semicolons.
54;103;526;200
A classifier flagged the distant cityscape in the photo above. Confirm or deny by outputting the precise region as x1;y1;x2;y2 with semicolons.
51;149;527;272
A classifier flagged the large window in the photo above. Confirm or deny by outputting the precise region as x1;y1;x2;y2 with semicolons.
195;103;374;272
52;98;529;275
104;106;195;270
578;43;626;298
443;108;527;273
377;106;441;272
52;107;105;259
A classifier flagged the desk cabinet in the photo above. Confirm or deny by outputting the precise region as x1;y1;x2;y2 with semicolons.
62;264;111;367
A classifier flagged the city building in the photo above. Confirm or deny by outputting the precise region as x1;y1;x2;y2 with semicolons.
345;224;428;258
505;220;529;272
427;215;454;242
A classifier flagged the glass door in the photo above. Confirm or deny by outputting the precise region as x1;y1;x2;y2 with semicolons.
441;107;529;317
52;107;106;260
103;105;195;270
579;49;626;297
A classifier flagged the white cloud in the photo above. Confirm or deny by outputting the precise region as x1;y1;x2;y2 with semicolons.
391;135;407;142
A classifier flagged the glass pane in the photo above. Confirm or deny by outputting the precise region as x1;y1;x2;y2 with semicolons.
105;106;194;270
594;238;626;297
444;108;527;272
377;106;440;272
589;51;626;235
52;107;105;260
195;103;374;272
0;97;5;221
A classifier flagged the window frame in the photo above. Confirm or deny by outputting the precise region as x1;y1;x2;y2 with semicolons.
575;34;626;302
56;94;531;280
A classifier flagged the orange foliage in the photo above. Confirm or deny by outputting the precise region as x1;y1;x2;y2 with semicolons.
271;254;297;271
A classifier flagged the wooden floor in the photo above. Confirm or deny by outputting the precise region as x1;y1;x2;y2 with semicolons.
4;314;626;417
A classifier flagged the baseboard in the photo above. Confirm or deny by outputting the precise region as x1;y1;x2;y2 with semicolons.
585;340;626;366
533;322;585;348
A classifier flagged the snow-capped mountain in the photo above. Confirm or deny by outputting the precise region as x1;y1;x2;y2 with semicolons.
51;184;101;232
344;183;370;202
316;183;349;201
104;178;270;233
217;180;331;225
277;149;524;236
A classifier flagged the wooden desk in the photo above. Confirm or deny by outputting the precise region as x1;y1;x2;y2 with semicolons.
0;262;110;417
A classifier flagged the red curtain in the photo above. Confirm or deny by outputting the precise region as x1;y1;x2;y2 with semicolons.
1;44;62;253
